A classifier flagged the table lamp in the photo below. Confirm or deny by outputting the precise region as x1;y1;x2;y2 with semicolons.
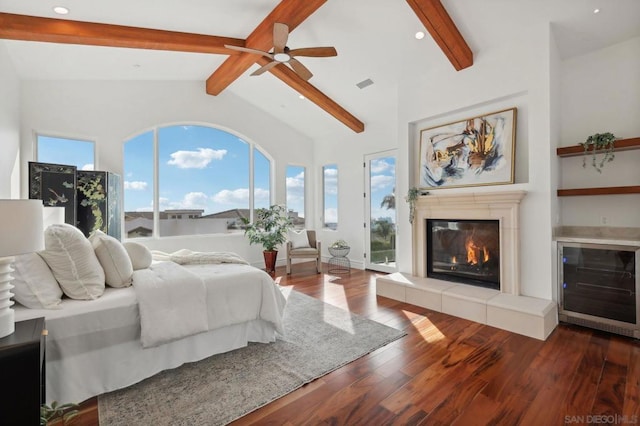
0;199;44;338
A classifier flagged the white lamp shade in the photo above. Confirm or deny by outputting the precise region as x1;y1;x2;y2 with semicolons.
0;200;45;257
43;206;66;229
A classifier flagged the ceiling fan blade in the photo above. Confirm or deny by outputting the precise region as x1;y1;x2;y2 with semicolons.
288;47;337;58
224;45;273;59
288;58;313;81
273;23;289;54
250;60;280;76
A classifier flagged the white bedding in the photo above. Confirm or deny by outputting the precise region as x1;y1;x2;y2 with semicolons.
14;263;286;404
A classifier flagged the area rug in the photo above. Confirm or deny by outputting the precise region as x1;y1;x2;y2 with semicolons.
98;289;406;426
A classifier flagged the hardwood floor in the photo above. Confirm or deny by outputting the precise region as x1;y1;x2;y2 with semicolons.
70;264;640;425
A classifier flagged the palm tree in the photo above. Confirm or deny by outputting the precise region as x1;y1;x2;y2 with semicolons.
380;188;395;210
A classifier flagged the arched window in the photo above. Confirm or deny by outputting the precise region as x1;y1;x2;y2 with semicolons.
123;124;272;238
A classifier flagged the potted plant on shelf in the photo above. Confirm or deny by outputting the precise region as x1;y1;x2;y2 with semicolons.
580;132;617;172
242;204;292;274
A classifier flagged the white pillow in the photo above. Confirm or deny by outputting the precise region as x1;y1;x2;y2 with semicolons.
89;230;133;288
288;229;310;249
11;253;63;309
123;242;153;270
39;223;105;300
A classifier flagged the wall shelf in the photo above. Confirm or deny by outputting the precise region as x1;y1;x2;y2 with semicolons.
557;186;640;197
556;137;640;157
557;136;640;196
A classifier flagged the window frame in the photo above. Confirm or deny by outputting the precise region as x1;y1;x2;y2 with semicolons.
123;122;274;239
322;163;338;230
35;132;96;171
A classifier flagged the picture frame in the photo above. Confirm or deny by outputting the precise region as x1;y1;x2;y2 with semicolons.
418;107;517;189
28;161;77;226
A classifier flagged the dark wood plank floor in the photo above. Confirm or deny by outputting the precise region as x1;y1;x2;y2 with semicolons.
69;264;640;426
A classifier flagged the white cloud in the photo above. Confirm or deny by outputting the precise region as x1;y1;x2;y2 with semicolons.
324;208;338;224
323;167;338;195
151;193;209;211
370;159;393;174
370;175;395;192
167;148;227;169
212;188;249;204
81;163;94;171
124;181;148;190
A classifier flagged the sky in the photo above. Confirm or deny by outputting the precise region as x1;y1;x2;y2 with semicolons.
37;129;396;226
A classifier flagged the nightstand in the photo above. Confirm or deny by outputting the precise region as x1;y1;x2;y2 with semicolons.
0;317;46;425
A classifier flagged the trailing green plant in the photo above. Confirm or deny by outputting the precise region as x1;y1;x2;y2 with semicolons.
579;132;617;173
41;401;79;425
242;204;292;251
405;187;420;224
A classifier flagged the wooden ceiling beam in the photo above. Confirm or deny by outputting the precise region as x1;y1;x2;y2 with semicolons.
405;0;473;70
205;0;327;95
0;12;244;54
257;57;364;133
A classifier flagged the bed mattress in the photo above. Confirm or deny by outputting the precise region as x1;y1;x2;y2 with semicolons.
14;263;285;404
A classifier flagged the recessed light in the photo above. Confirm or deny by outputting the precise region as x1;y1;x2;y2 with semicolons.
53;6;69;15
299;95;305;100
593;8;600;14
415;31;425;40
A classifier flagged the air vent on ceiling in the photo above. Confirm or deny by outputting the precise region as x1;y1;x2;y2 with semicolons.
356;78;374;89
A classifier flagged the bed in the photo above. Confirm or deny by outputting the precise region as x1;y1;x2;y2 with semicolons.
14;262;286;405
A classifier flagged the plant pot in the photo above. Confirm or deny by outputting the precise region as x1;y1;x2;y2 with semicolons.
263;250;278;274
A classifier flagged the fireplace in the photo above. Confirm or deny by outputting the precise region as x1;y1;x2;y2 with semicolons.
427;219;500;290
412;190;526;295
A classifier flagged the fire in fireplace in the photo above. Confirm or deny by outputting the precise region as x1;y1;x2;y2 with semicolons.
427;219;500;290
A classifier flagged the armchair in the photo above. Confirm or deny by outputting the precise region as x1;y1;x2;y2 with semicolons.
286;230;322;274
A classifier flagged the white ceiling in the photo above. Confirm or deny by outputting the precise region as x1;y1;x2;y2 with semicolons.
1;0;639;140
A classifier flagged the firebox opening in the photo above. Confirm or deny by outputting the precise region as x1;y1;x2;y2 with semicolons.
427;219;500;290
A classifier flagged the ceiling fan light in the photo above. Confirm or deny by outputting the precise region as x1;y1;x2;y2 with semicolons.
274;53;291;62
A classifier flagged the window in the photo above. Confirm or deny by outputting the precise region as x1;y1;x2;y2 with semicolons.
37;135;94;170
254;148;271;211
323;164;338;230
286;165;305;229
123;125;272;238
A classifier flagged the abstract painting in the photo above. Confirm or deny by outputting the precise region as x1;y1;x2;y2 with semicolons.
418;108;517;189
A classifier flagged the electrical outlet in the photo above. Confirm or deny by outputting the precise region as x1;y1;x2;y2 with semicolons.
600;216;608;225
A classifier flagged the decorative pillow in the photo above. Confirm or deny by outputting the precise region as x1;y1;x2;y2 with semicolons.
39;223;105;300
123;242;153;270
89;230;133;288
11;252;63;309
288;229;310;249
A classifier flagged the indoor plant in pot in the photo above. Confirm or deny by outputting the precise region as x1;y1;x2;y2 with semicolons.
242;204;292;274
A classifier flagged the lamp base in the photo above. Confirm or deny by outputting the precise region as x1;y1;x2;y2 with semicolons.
0;256;16;339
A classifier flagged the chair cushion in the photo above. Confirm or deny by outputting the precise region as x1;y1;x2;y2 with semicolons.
290;247;319;256
288;229;311;249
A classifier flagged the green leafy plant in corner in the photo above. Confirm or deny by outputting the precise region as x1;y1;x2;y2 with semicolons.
41;401;79;425
242;204;292;252
579;132;617;173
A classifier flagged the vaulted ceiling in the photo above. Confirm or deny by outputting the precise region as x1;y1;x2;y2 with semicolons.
1;0;639;140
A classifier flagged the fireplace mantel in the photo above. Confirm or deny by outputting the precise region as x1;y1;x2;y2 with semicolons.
412;190;527;295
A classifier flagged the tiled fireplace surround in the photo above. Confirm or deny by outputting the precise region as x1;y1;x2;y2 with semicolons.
376;190;557;340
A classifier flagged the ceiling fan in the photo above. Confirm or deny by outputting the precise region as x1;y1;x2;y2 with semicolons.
225;22;337;81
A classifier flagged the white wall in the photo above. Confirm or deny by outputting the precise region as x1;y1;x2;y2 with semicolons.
559;36;640;227
19;80;315;265
396;22;556;299
0;41;21;198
